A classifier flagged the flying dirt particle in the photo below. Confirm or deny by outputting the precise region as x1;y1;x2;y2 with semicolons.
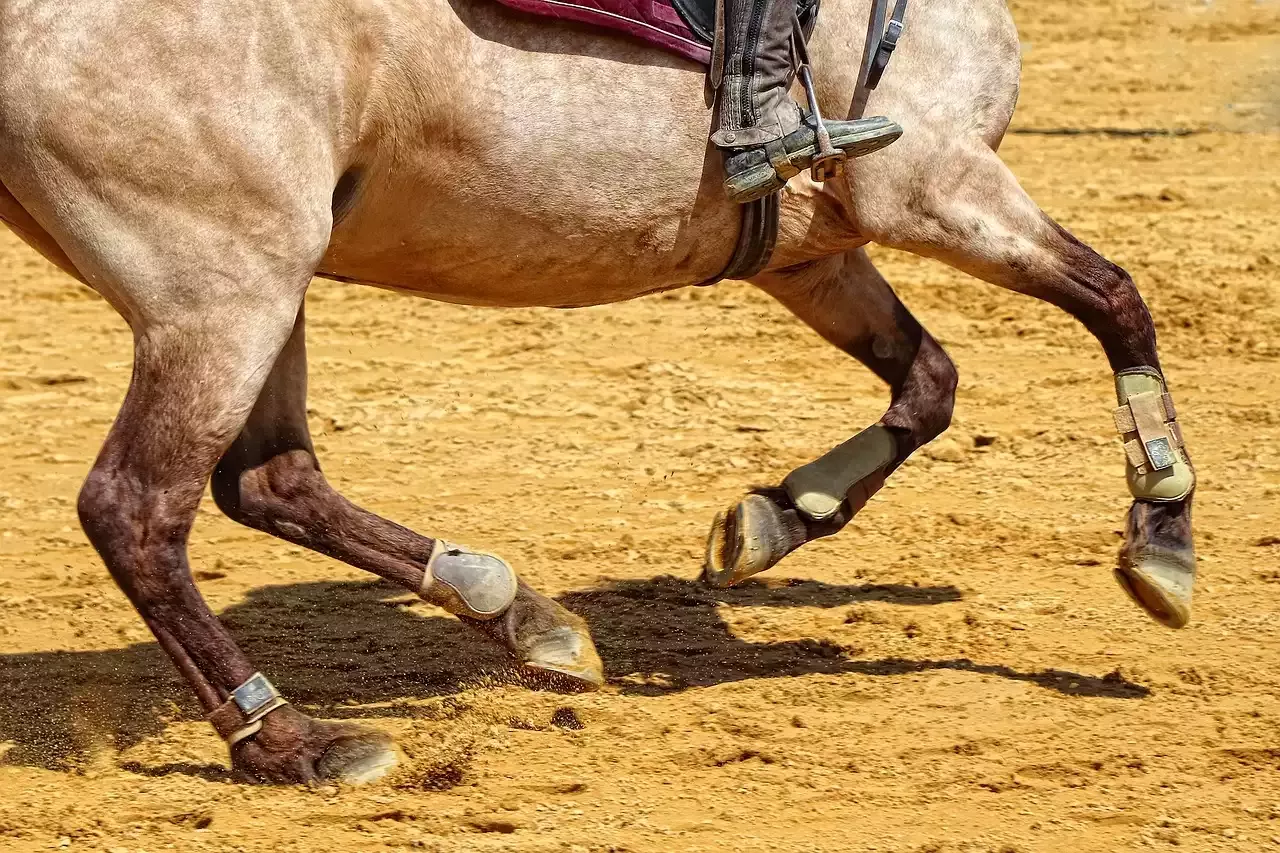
1254;536;1280;547
974;433;999;447
551;707;585;730
507;716;544;731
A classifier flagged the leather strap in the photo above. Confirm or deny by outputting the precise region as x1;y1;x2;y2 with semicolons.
207;672;289;746
710;0;725;88
864;0;908;90
704;193;779;283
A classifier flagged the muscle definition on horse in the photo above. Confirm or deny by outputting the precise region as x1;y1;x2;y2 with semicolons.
0;0;1194;784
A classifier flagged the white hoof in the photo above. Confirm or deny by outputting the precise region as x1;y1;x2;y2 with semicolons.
524;625;605;690
317;739;399;785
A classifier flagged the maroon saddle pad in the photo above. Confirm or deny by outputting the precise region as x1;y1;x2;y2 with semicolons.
494;0;714;63
491;0;820;65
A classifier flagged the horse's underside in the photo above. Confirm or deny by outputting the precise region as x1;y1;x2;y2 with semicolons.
0;0;1195;784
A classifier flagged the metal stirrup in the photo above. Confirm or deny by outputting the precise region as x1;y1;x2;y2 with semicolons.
792;18;844;182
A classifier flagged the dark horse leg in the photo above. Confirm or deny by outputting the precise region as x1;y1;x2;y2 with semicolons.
211;308;603;690
704;248;958;585
871;147;1195;627
75;286;400;784
870;146;1187;625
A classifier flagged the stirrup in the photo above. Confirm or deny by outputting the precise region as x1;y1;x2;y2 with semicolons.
797;64;845;182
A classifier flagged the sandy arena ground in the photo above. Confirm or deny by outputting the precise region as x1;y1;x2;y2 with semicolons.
1;0;1278;850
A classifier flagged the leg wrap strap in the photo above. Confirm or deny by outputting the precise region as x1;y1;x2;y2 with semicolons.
420;540;518;620
1115;368;1194;502
208;672;289;747
783;424;897;521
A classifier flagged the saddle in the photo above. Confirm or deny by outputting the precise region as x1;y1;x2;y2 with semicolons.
491;0;907;279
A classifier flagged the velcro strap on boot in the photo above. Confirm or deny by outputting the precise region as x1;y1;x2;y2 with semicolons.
1112;393;1176;434
421;540;518;620
1126;391;1178;471
207;672;289;747
1114;369;1194;501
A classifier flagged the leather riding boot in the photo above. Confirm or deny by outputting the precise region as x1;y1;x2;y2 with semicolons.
712;0;902;203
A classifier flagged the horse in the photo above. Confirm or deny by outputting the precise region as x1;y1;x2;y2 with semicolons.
0;0;1196;784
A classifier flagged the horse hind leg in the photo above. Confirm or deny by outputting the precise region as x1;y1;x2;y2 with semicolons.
704;249;958;585
867;146;1196;628
210;308;604;690
4;169;409;787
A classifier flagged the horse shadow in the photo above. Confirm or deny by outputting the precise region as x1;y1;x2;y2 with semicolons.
0;573;1148;773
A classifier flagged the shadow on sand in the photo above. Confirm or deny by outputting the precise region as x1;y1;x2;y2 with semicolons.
0;574;1147;773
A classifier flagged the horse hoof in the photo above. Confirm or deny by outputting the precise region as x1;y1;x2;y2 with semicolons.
702;494;784;588
1114;547;1194;629
523;625;605;691
315;730;399;785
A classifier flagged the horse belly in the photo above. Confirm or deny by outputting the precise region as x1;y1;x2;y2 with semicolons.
320;3;742;307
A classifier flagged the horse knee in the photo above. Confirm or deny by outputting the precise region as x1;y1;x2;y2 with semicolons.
78;465;197;597
78;466;133;552
211;449;329;537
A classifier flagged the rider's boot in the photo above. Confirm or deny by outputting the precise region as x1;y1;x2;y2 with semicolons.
712;0;902;203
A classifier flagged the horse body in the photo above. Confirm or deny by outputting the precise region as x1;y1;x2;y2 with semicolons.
323;0;1019;306
0;0;1197;786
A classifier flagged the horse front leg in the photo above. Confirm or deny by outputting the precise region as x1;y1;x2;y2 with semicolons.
211;308;604;690
703;249;957;586
77;299;397;785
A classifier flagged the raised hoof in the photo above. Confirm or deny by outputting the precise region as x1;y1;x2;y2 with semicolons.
702;493;788;588
1114;547;1195;629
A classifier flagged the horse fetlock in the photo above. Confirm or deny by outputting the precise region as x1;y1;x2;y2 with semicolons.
782;424;896;521
419;540;518;620
1114;368;1195;502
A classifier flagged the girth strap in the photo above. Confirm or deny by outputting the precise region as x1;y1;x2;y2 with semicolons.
705;193;780;283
